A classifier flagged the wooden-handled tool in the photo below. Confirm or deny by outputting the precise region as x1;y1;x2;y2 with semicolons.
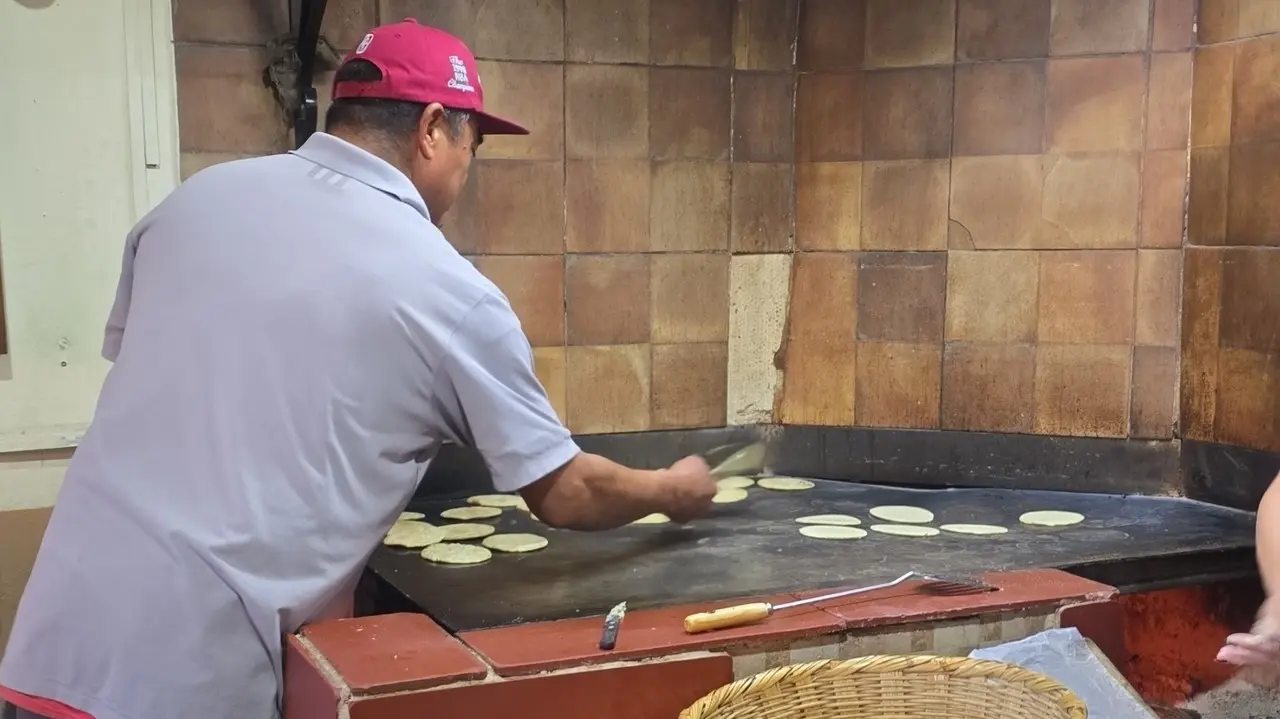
683;571;995;634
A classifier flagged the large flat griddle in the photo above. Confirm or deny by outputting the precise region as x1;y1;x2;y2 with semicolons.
367;481;1256;632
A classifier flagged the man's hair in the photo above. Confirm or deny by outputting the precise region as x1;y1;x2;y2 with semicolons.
324;60;471;141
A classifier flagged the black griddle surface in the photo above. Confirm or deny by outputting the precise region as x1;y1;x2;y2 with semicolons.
368;481;1256;632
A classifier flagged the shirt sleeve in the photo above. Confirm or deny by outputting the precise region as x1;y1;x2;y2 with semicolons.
102;229;141;362
430;295;580;493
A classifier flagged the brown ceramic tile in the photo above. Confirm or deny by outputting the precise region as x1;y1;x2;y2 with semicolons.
1152;0;1196;50
302;614;487;694
472;0;564;61
948;156;1044;250
953;61;1046;156
650;162;731;252
650;0;734;66
855;341;943;429
862;67;954;160
1038;250;1136;344
476;256;565;347
1228;141;1280;246
1220;248;1280;353
813;570;1116;628
733;0;800;70
956;0;1051;61
441;166;481;253
379;0;477;45
864;0;956;68
861;160;950;251
941;342;1036;432
461;594;838;675
778;253;858;425
173;0;287;44
320;0;378;50
1146;53;1193;151
177;46;289;154
533;347;568;422
1135;249;1182;347
651;254;730;343
1034;343;1131;437
732;73;795;163
1141;150;1189;249
1197;0;1239;44
1239;0;1280;36
1190;45;1235;149
856;253;947;343
1187;147;1230;246
565;345;652;434
945;250;1039;342
1040;153;1141;249
476;61;564;161
475;160;566;254
1233;37;1280;145
1048;0;1150;55
650;69;731;161
349;655;734;719
565;159;650;253
1046;56;1145;153
1215;347;1280;452
284;635;341;719
1179;247;1223;440
730;163;795;253
179;152;256;181
565;0;649;63
651;343;729;428
566;255;651;345
797;0;866;70
1131;346;1178;439
565;65;649;160
795;73;863;162
795;163;862;251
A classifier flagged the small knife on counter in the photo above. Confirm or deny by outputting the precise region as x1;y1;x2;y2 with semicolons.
598;601;628;651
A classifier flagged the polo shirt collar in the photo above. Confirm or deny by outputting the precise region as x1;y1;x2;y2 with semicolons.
291;132;431;221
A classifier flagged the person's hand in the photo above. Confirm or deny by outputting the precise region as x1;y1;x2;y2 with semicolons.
1218;597;1280;668
658;455;717;523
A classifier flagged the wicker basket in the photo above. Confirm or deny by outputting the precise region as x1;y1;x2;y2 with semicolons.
681;655;1088;719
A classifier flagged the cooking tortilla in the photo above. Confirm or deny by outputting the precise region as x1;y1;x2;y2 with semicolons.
869;524;940;537
383;521;445;548
467;494;525;508
799;525;868;540
398;511;425;521
756;477;814;491
440;506;502;521
869;505;935;524
712;488;749;503
438;523;497;541
716;476;755;490
796;514;862;526
1019;510;1085;527
421;543;492;565
482;533;549;553
940;523;1009;535
632;513;671;525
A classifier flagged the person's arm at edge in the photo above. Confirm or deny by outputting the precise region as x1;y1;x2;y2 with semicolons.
520;452;682;531
1257;471;1280;596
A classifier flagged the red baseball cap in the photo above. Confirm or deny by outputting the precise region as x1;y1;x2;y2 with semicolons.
332;19;528;136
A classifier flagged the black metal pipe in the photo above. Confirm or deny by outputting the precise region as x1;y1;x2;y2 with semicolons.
292;0;329;148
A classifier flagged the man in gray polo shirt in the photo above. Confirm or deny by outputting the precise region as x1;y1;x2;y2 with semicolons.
0;20;717;719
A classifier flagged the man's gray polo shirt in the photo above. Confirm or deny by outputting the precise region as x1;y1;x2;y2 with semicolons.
0;133;579;719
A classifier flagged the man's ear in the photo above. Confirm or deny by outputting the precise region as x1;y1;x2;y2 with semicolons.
416;103;447;159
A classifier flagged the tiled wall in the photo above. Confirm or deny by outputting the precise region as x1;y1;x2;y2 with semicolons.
175;1;1202;441
1182;0;1280;453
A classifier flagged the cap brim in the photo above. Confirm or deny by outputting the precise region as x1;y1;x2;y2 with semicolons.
474;111;529;136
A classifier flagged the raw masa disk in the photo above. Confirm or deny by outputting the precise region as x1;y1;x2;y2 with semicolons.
398;511;425;521
796;514;862;526
632;513;671;525
869;505;935;524
483;533;549;553
421;543;492;565
383;521;445;548
869;524;941;537
440;506;503;521
438;523;497;541
799;525;868;540
467;494;525;508
756;477;815;491
716;476;755;490
712;488;749;503
940;523;1009;535
1019;510;1085;527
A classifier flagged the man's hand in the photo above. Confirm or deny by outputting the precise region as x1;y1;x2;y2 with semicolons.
657;455;717;523
1218;597;1280;668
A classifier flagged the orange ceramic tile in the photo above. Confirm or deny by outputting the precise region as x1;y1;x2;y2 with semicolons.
1048;0;1149;56
468;0;565;60
649;161;731;252
566;254;651;346
651;343;729;429
1220;247;1280;353
1034;343;1132;437
861;160;950;251
474;256;565;347
856;252;947;343
730;163;795;253
795;162;862;251
1135;249;1182;347
796;73;863;162
1215;347;1280;452
1231;35;1280;145
1130;345;1178;439
650;0;734;67
861;67;954;161
474;160;566;255
948;155;1045;250
1039;153;1141;249
1152;0;1196;51
565;159;650;253
533;347;567;422
945;250;1039;343
565;65;649;160
1179;248;1224;440
173;0;287;44
1046;56;1145;153
649;69;732;161
650;254;730;343
809;570;1116;628
459;594;842;676
348;654;733;719
382;0;478;46
301;614;488;695
854;341;943;429
1145;53;1193;151
474;61;564;161
732;73;795;163
565;0;648;63
864;0;956;68
732;0;800;71
1198;0;1242;45
1141;149;1189;249
176;46;290;154
955;0;1050;61
941;342;1036;433
778;253;858;425
283;635;341;719
565;345;652;434
1187;147;1230;246
1190;45;1234;149
1228;141;1280;246
953;61;1046;157
797;0;866;71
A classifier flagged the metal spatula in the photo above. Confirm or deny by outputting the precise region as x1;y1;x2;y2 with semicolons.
707;441;767;479
683;571;996;634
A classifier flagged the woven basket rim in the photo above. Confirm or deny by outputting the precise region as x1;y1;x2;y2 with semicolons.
680;654;1088;719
